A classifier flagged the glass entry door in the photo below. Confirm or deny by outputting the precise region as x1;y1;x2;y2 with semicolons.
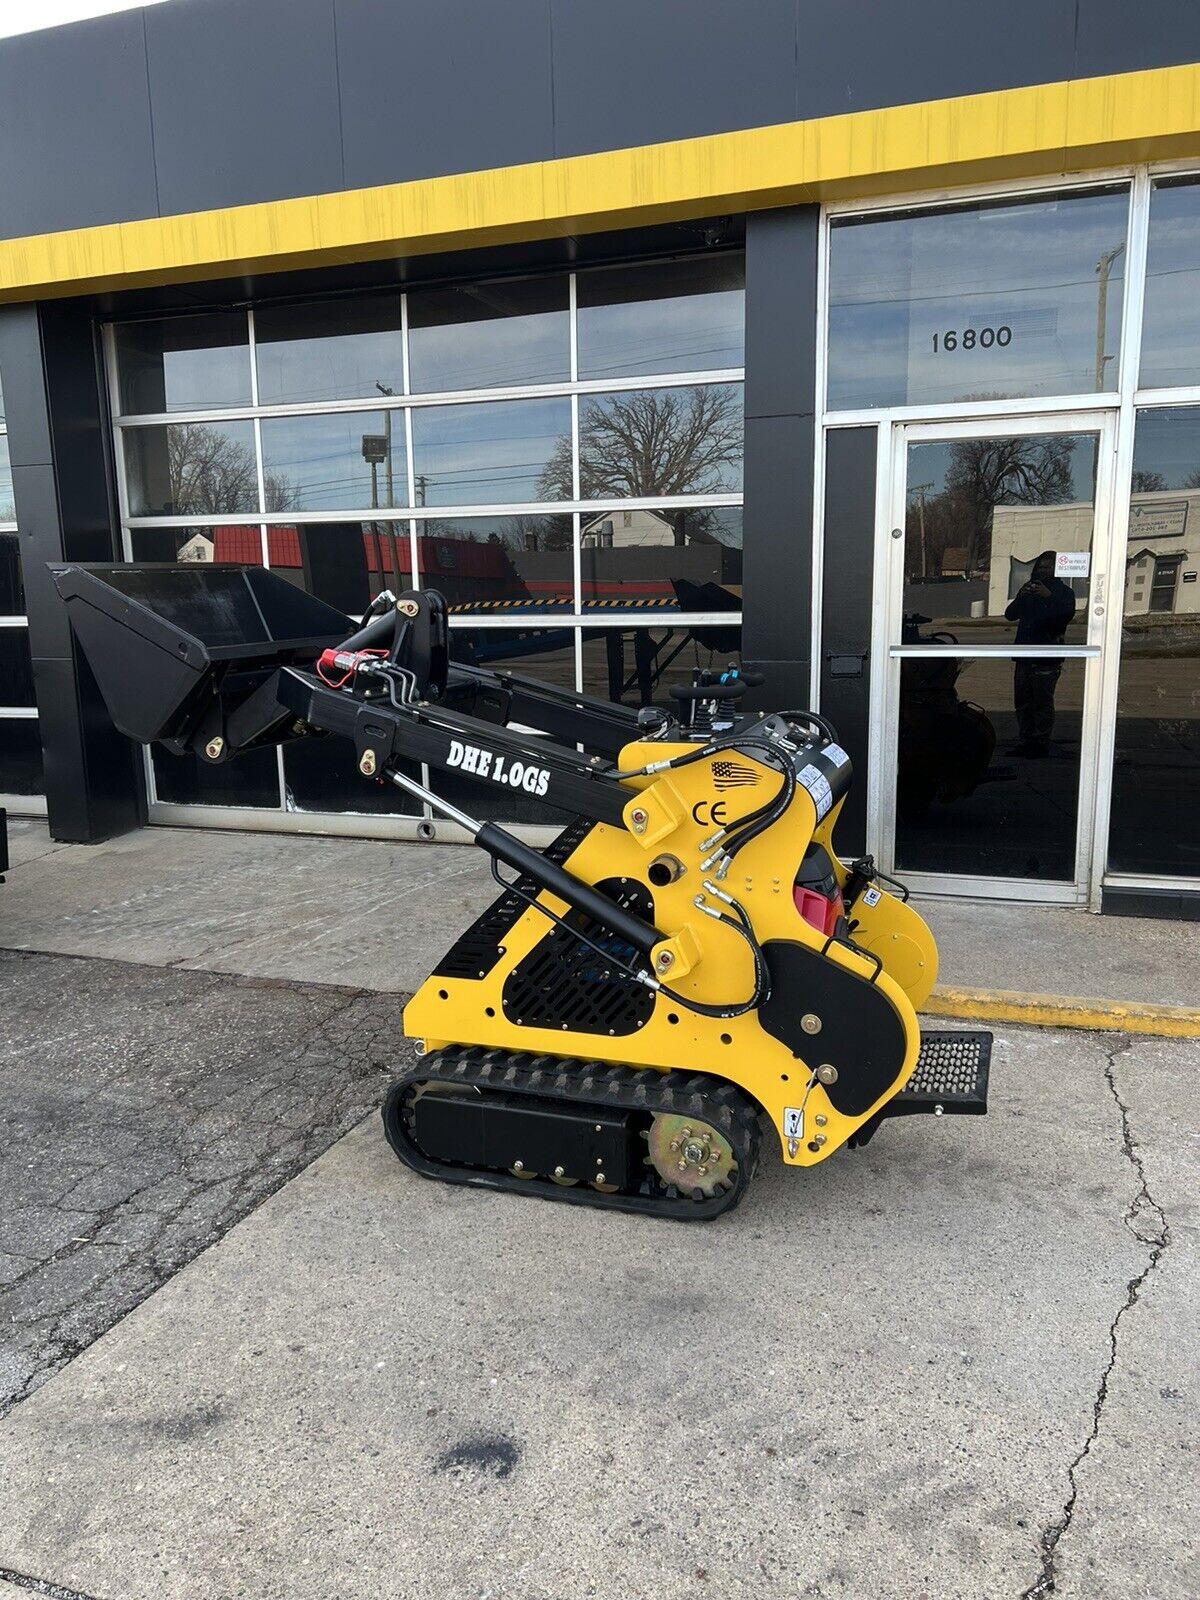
873;414;1117;902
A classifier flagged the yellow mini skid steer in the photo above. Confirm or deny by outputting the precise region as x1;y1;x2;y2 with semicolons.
53;564;990;1221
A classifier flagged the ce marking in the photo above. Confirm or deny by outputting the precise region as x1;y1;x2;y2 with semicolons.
691;800;728;826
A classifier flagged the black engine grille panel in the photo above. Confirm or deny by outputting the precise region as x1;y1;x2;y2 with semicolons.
501;877;655;1036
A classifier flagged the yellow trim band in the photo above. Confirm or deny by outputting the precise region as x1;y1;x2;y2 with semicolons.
1;62;1199;301
926;985;1200;1038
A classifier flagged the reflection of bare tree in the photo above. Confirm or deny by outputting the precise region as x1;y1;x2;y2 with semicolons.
166;423;299;515
538;386;742;502
912;436;1076;578
1132;469;1168;493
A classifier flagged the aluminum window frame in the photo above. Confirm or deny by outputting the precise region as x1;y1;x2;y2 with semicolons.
817;160;1200;904
107;261;747;836
0;404;42;813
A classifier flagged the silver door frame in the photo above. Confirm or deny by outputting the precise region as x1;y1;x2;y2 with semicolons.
869;410;1120;907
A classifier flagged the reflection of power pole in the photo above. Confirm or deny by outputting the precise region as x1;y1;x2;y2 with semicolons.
375;381;395;508
414;473;427;507
1095;244;1125;390
909;480;933;578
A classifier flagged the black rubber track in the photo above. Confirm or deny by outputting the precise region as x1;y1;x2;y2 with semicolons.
382;1046;762;1221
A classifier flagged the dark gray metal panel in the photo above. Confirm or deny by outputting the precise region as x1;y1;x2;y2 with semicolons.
3;299;139;841
818;426;877;855
337;0;554;188
795;0;1076;119
0;305;51;469
549;0;797;158
0;9;158;238
144;0;343;216
745;207;817;420
740;411;815;668
1074;0;1200;79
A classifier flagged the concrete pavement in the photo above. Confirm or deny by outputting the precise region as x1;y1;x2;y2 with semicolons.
0;1024;1192;1600
4;818;1200;1006
0;818;1196;1598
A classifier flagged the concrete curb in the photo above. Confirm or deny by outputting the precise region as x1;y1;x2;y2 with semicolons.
927;984;1200;1038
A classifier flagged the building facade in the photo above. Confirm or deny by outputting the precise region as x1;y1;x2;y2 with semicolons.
2;0;1200;916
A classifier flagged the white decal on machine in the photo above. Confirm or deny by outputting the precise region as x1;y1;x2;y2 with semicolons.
446;739;551;796
823;743;850;769
783;1107;804;1138
796;763;833;820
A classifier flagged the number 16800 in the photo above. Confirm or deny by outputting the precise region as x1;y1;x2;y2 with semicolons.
932;326;1012;352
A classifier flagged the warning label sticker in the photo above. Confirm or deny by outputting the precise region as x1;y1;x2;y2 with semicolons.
823;743;851;769
783;1107;804;1138
861;886;883;907
796;764;833;820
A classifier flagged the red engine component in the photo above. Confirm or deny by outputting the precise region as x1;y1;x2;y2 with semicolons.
793;884;844;936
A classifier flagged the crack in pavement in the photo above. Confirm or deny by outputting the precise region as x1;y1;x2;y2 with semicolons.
1020;1036;1172;1599
0;1567;104;1600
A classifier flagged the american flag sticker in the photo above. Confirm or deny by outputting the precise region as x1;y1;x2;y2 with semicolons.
711;759;759;791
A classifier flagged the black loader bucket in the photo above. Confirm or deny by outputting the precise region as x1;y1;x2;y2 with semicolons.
50;564;353;750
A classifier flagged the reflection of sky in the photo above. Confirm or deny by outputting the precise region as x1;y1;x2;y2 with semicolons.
256;326;404;406
577;290;744;379
1131;408;1200;488
1139;182;1200;389
119;319;252;413
0;437;13;522
906;434;1096;502
408;309;569;394
578;384;744;494
260;412;407;512
412;397;569;505
828;190;1129;408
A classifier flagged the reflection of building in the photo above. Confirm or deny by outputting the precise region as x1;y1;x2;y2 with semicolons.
581;509;675;546
991;495;1200;616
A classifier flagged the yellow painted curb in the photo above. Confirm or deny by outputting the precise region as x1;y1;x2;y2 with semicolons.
926;985;1200;1038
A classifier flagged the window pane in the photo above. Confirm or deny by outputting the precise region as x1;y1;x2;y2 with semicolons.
417;515;573;613
411;397;569;506
1140;179;1200;390
262;521;411;617
828;188;1129;409
1109;407;1200;878
580;623;742;707
433;626;578;825
581;505;741;613
0;435;14;522
577;384;742;499
113;313;251;415
895;655;1084;881
0;716;42;794
902;433;1097;643
259;411;407;513
0;532;23;615
151;745;281;808
255;294;404;405
407;276;569;393
124;421;259;516
128;523;263;564
0;628;35;706
284;739;422;817
577;255;745;380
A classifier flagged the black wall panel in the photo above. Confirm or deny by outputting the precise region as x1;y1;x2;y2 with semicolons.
548;0;797;159
144;0;343;216
337;0;554;190
1075;0;1200;79
793;0;1076;120
818;427;878;856
0;9;158;237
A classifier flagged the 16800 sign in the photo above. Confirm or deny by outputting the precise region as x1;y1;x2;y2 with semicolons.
932;326;1012;352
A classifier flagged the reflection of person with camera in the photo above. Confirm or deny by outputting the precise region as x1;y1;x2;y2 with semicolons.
1004;549;1076;758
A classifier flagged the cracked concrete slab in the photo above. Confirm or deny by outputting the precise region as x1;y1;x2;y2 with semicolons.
0;949;409;1414
0;1025;1194;1600
1047;1035;1197;1600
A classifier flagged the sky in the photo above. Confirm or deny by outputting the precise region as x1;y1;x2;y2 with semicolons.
0;0;172;39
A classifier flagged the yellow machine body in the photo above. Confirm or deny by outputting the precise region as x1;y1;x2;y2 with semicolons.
406;738;939;1166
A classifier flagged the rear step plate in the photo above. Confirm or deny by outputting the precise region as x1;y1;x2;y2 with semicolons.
848;1029;991;1147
